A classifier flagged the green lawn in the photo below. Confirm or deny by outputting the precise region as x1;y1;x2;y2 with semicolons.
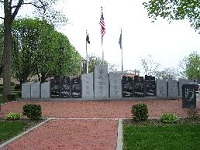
0;121;28;144
123;123;200;150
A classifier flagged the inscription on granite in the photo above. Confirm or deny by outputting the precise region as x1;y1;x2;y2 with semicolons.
145;75;156;96
168;79;179;99
81;73;94;99
60;77;71;98
122;76;133;97
133;76;145;97
30;82;41;98
182;84;196;108
71;76;82;98
109;72;122;98
22;82;31;99
156;79;167;98
41;81;50;99
50;79;60;98
94;65;109;99
178;79;191;97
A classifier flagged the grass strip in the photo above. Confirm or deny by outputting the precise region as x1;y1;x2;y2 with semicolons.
123;124;200;150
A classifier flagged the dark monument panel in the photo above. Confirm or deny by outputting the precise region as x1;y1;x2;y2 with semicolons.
50;79;60;98
133;76;145;97
60;77;71;98
145;75;156;96
182;84;197;108
71;76;82;98
122;76;133;97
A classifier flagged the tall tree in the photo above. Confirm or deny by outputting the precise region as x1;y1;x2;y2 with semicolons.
11;18;82;83
1;0;66;100
143;0;200;30
140;55;160;76
183;51;200;80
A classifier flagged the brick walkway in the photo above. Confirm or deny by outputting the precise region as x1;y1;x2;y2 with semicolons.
0;99;199;149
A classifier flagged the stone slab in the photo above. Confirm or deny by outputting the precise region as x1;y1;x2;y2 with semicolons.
122;76;133;97
30;82;41;99
41;81;50;99
178;78;192;97
94;65;109;99
71;76;82;98
22;82;31;99
167;79;179;99
81;73;94;99
109;72;122;98
156;79;167;98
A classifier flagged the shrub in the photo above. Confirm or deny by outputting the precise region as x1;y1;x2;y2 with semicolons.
131;103;148;121
187;108;200;120
7;94;17;101
23;104;42;120
160;113;179;123
5;112;21;120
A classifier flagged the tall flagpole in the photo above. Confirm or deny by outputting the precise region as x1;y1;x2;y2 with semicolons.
121;29;123;73
86;30;90;73
119;28;123;74
101;32;104;65
99;7;106;65
86;30;89;73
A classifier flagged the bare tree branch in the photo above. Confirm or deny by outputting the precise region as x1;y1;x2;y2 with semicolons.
11;0;23;21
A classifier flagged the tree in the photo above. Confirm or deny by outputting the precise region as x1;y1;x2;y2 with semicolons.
154;67;179;80
182;51;200;80
1;0;66;100
140;55;160;76
82;55;117;73
143;0;200;30
11;18;82;83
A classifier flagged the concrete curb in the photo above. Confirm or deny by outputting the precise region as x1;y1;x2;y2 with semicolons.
116;119;123;150
0;118;51;148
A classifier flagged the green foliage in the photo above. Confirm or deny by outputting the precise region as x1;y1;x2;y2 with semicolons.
84;55;108;73
22;104;42;120
11;18;82;83
7;94;17;101
131;103;148;121
5;112;21;120
0;121;27;143
143;0;200;30
183;51;200;80
160;113;179;123
123;124;200;149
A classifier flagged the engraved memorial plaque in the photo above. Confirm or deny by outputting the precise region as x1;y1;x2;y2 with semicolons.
122;76;133;97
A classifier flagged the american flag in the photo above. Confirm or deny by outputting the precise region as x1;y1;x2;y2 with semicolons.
99;8;106;36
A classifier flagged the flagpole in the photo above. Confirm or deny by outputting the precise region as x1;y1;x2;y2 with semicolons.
121;29;123;73
101;35;104;65
86;30;89;73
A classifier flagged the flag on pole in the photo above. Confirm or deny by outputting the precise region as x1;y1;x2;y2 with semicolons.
119;29;122;49
86;31;90;44
99;7;106;36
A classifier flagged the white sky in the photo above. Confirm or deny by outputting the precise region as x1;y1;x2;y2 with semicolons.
55;0;200;73
2;0;200;73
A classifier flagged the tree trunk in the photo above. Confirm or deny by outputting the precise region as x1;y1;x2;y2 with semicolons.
3;1;12;101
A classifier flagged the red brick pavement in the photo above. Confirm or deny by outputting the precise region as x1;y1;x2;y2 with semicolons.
0;99;199;150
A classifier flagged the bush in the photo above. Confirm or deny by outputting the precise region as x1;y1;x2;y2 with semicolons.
187;108;200;120
7;94;17;101
131;103;148;121
160;113;179;123
23;104;42;120
5;112;21;120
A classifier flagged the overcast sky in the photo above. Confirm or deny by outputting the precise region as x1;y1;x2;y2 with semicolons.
54;0;200;73
2;0;200;74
